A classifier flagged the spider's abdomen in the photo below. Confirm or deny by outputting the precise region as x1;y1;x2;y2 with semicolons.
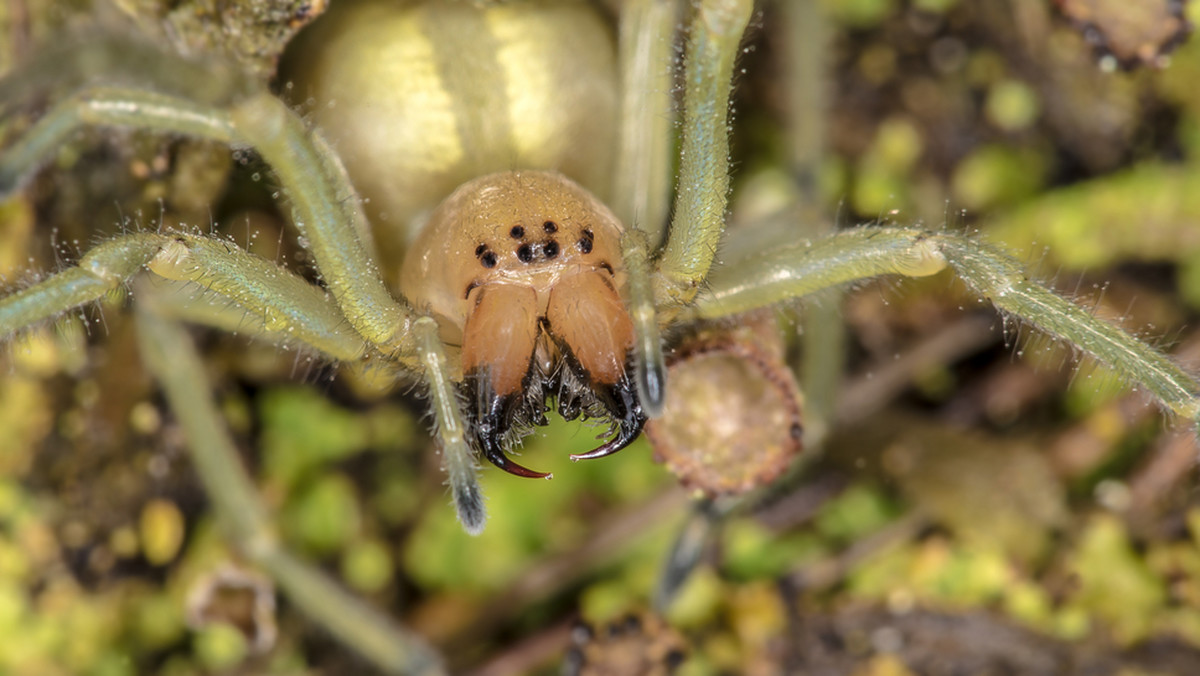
284;0;617;278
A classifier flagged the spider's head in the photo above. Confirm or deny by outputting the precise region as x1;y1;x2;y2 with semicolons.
401;170;646;478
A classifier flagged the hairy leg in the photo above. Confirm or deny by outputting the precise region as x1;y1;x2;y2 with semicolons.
134;288;445;676
693;226;1200;422
0;44;487;529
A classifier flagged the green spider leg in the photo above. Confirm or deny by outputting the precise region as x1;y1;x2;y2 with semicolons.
647;0;1196;431
0;43;486;530
133;286;445;676
0;231;365;359
614;0;677;248
784;0;844;453
613;0;754;420
612;0;680;418
692;227;1200;422
654;0;754;314
623;228;667;416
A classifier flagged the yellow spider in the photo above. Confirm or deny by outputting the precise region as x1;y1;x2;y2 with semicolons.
0;0;1196;672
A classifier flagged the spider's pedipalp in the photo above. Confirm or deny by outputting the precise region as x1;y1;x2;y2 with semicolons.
414;316;492;530
622;228;668;419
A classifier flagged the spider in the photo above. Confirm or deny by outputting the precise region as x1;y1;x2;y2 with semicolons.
1;0;1199;672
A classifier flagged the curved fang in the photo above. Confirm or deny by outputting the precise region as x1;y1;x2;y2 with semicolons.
569;380;646;462
472;396;552;479
481;441;552;479
464;368;552;479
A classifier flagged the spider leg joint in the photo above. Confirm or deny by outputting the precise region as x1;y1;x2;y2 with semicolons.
898;235;949;278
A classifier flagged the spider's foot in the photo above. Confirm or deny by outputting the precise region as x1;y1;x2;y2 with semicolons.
570;379;646;462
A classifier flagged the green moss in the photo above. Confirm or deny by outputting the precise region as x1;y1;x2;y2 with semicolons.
847;537;1016;607
139;499;186;566
130;592;187;652
852;118;925;216
192;622;249;672
404;415;670;591
260;387;418;491
722;520;826;581
1068;514;1166;644
985;79;1040;132
822;0;896;28
815;483;899;543
1003;579;1054;630
952;144;1046;211
663;566;724;629
988;165;1200;281
912;0;957;12
281;473;362;555
341;538;394;593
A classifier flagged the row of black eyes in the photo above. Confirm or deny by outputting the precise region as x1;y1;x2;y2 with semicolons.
474;225;594;269
511;220;558;238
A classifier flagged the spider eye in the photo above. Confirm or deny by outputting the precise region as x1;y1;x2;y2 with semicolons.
543;220;558;233
510;225;525;238
544;240;559;258
481;251;497;268
517;244;534;263
577;229;594;254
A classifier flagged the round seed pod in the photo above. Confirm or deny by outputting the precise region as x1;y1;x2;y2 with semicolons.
646;314;804;495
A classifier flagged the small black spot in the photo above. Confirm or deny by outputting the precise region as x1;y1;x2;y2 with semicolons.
543;220;558;233
510;225;525;239
544;240;559;258
577;236;593;254
517;244;534;263
474;244;487;257
481;251;497;268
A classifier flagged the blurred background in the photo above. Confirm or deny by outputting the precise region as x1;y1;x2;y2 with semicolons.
2;0;1200;674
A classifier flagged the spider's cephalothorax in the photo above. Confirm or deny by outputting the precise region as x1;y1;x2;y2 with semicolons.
401;170;645;478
